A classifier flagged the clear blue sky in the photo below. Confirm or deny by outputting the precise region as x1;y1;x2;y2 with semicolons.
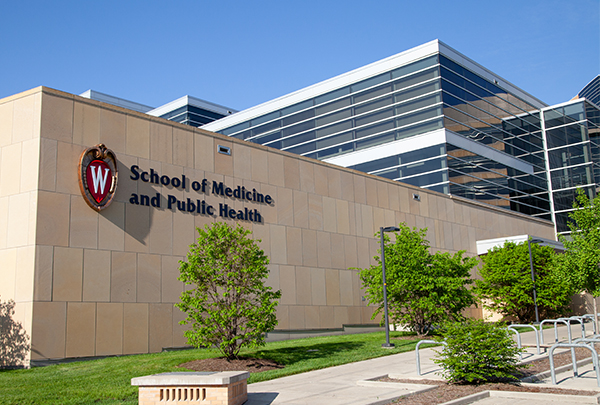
1;0;598;111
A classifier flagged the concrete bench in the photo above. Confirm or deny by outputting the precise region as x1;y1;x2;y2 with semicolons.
131;371;249;405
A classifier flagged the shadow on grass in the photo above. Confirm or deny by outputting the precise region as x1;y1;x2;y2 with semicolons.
249;341;365;366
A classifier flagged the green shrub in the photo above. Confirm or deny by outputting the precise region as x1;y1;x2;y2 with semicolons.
474;239;574;323
433;319;523;384
358;223;477;337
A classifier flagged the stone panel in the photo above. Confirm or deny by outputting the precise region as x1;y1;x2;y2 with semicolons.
123;303;149;354
96;302;123;356
149;303;173;352
30;301;66;360
53;247;83;302
111;251;137;302
83;249;111;302
73;101;100;148
65;302;96;357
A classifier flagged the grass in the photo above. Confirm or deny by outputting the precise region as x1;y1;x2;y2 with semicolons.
0;331;421;405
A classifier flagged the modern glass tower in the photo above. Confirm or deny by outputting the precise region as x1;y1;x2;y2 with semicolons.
202;40;553;223
542;99;600;233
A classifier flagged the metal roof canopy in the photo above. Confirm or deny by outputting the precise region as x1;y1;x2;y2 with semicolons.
476;234;564;255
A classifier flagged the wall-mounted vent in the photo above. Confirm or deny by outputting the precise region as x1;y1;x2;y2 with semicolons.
218;145;231;155
412;193;421;201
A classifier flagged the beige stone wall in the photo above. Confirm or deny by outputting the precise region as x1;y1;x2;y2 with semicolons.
0;87;557;361
0;89;43;365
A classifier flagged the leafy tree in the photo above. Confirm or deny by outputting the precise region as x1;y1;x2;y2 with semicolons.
358;223;477;337
176;222;281;360
0;297;30;368
474;240;574;323
434;319;523;384
556;189;600;328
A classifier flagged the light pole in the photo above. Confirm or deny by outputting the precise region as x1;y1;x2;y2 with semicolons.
528;237;544;324
381;226;400;348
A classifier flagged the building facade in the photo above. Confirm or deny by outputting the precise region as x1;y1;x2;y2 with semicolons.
201;40;600;235
0;86;555;364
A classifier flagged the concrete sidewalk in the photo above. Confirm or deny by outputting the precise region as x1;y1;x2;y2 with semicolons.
245;324;600;405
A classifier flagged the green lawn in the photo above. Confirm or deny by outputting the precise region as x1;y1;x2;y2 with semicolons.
0;331;424;405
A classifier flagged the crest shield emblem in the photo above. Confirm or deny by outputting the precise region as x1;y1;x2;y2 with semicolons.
78;144;118;211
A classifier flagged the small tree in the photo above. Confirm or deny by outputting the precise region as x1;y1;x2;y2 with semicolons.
474;240;574;323
556;189;600;329
177;222;281;360
358;223;477;337
434;319;523;384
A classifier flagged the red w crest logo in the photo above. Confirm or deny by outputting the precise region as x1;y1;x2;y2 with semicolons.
78;144;118;211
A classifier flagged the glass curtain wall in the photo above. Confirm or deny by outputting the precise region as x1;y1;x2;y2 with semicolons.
215;52;552;220
220;55;444;160
160;105;227;126
544;100;600;233
438;55;550;219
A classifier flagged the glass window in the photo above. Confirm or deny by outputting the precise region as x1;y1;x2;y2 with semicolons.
375;167;400;180
392;67;439;92
396;106;442;128
396;119;443;140
316;109;352;127
351;155;400;173
395;93;441;116
282;120;315;137
395;82;439;103
550;164;593;190
251;111;280;126
314;143;354;159
251;120;280;136
316;120;353;138
355;96;393;115
401;144;445;164
355;108;394;128
400;170;448;187
315;96;351;116
399;157;446;178
563;103;585;122
391;55;438;79
355;120;395;139
548;144;591;169
221;121;250;136
355;131;396;151
282;99;313;117
285;141;315;155
282;109;314;126
353;84;392;104
315;87;351;105
553;186;595;211
252;131;281;144
351;72;391;93
316;131;354;149
281;131;315;148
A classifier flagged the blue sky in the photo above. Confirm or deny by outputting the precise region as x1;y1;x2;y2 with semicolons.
1;0;598;111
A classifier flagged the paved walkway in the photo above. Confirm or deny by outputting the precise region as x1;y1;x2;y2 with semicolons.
245;324;600;405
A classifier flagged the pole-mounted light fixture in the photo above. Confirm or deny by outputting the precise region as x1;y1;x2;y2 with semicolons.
381;226;400;348
528;237;544;324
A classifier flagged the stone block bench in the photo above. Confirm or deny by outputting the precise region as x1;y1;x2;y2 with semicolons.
131;371;249;405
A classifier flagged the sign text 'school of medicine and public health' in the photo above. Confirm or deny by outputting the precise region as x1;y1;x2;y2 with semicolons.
128;165;272;223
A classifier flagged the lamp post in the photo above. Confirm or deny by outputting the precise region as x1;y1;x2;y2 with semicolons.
381;226;400;348
528;237;544;324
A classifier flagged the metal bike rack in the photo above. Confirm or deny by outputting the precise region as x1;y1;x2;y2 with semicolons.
559;316;586;339
416;339;446;376
549;342;600;387
507;324;540;355
539;318;571;344
583;314;600;335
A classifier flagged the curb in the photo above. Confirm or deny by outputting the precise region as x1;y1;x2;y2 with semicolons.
439;390;600;405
